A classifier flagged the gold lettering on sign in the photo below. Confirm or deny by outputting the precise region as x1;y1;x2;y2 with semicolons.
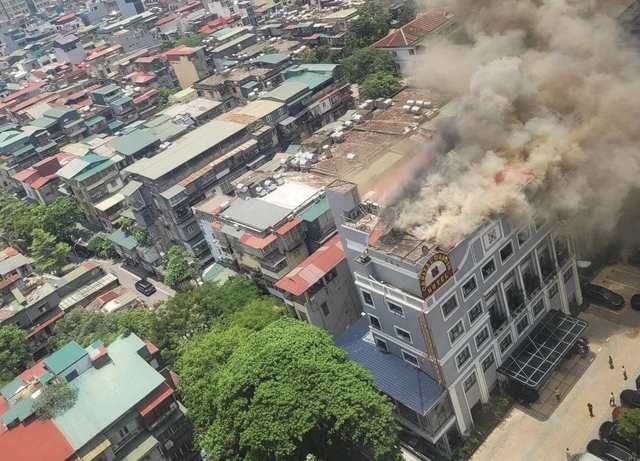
419;252;453;299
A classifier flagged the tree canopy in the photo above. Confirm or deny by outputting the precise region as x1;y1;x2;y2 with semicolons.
0;325;31;386
161;33;207;50
164;246;202;290
194;318;402;461
29;229;70;275
33;383;78;419
343;47;397;85
360;72;403;100
40;197;84;242
300;45;342;64
617;408;640;451
345;1;392;50
87;234;116;258
120;217;149;245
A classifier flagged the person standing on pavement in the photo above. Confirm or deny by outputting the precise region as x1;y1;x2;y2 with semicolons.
566;448;572;460
588;402;594;417
623;365;628;380
609;356;614;369
610;392;616;407
555;388;561;401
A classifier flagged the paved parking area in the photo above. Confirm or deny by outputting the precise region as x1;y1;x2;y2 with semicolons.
471;264;640;461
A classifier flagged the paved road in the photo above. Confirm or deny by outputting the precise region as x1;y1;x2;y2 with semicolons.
91;258;176;305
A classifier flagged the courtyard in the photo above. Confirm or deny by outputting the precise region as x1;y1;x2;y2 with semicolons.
471;263;640;461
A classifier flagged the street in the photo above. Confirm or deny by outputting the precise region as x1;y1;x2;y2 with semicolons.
91;258;176;305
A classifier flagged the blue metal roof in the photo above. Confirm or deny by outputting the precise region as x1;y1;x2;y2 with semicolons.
336;317;445;415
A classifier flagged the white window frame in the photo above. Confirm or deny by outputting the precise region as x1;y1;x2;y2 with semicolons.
468;302;483;324
361;290;374;307
387;301;405;318
441;294;459;320
475;327;490;350
462;275;478;300
481;257;496;281
549;282;559;298
482;352;495;372
516;316;530;336
534;215;546;232
533;299;545;317
500;241;514;263
456;346;471;370
375;337;388;352
402;350;419;367
448;319;465;346
394;326;413;344
517;226;531;247
463;372;477;392
368;314;381;330
499;332;513;355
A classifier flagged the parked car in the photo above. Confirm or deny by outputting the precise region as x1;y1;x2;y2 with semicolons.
631;294;640;311
587;439;635;461
583;284;625;310
599;421;639;455
620;390;640;409
134;279;157;296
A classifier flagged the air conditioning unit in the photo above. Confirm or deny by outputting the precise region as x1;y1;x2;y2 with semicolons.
169;402;178;411
164;440;174;450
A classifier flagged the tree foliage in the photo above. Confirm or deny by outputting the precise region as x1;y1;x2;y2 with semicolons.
617;408;640;451
0;325;31;386
161;33;207;50
395;0;416;27
158;88;177;109
164;246;202;290
33;383;78;419
148;276;263;365
345;1;392;50
29;229;70;275
40;197;84;242
343;47;397;85
87;234;116;258
119;217;149;245
49;309;151;350
300;45;341;64
360;72;403;100
197;318;402;461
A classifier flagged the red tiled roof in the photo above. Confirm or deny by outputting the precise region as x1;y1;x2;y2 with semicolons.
0;248;19;260
372;9;451;48
239;233;277;250
31;70;47;80
211;221;223;230
284;24;297;30
30;174;58;190
85;45;122;62
135;56;158;64
199;16;233;34
135;382;174;416
275;235;344;296
155;14;177;26
133;89;158;104
175;1;201;13
16;360;47;382
0;274;20;291
9;91;55;113
164;45;197;60
12;169;38;183
25;311;65;339
3;82;45;104
55;13;76;24
144;340;159;355
86;44;108;55
127;71;157;84
305;33;321;40
276;217;302;235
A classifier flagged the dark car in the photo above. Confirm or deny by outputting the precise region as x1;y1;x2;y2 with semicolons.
631;294;640;311
134;279;157;296
583;284;625;310
600;421;639;455
587;439;635;461
620;390;640;409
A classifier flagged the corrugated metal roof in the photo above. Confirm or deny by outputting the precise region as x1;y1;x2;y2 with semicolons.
59;273;118;311
239;233;276;249
221;198;291;232
336;317;445;415
298;196;330;222
119;180;142;196
44;341;88;375
108;228;138;251
275;234;344;296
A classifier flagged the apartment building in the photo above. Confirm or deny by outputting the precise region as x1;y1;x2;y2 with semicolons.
329;177;584;460
0;333;200;461
122;117;279;261
11;153;75;205
53;34;87;65
0;0;55;20
164;45;210;90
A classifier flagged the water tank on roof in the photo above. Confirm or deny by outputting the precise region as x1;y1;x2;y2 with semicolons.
416;100;424;107
268;183;277;191
411;106;422;114
407;100;415;106
346;153;358;162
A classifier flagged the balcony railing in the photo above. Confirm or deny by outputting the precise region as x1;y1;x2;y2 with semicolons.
490;311;508;334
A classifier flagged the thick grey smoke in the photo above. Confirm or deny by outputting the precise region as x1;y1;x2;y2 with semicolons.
386;0;640;249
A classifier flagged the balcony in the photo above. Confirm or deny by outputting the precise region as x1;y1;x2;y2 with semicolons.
489;306;508;334
540;260;557;283
523;273;541;299
507;288;525;317
556;246;570;267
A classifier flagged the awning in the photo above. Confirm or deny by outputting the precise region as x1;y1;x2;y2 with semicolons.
498;309;588;388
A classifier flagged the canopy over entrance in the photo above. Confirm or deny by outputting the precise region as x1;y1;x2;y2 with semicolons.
498;309;588;388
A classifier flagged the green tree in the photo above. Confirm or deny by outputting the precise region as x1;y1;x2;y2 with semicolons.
162;33;207;50
360;72;403;100
41;197;83;242
0;325;31;385
345;1;392;50
164;246;202;290
0;191;41;249
119;217;149;245
198;318;402;461
87;234;116;258
33;383;77;419
396;0;416;26
29;229;70;275
158;88;177;109
343;47;397;85
617;408;640;452
300;45;341;64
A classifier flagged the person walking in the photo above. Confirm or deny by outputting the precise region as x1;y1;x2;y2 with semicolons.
623;365;628;380
555;387;561;401
588;402;594;417
609;356;614;369
566;448;572;460
610;392;616;407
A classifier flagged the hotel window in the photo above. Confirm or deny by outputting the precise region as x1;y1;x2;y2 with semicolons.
533;299;545;316
549;283;559;298
388;302;404;317
448;320;465;345
475;327;490;349
463;372;477;392
361;290;374;306
375;338;388;352
516;316;530;335
402;351;419;367
462;276;478;299
563;269;573;283
469;302;483;324
482;258;496;280
500;242;514;262
456;346;471;369
535;216;547;231
499;333;513;353
482;353;495;371
369;314;381;330
442;295;458;318
395;327;412;343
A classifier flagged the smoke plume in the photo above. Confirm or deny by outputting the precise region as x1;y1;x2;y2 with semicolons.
386;0;640;250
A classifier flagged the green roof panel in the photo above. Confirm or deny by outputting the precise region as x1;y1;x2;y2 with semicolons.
44;341;88;375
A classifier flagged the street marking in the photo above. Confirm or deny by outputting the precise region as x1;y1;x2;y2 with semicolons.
597;347;602;352
606;337;610;342
610;267;640;278
155;286;172;296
